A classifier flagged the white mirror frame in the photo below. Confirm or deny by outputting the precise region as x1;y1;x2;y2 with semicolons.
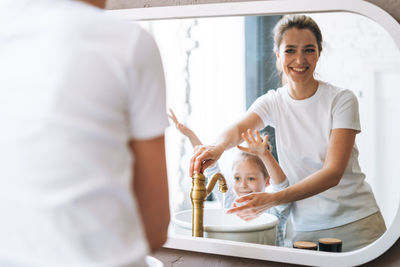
108;0;400;265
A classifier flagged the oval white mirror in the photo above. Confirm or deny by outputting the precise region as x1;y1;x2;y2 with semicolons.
108;0;400;265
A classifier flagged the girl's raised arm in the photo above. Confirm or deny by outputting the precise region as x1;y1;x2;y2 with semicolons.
168;108;202;147
237;129;286;185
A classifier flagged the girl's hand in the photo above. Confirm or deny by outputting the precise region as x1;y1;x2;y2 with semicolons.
226;192;276;221
237;129;271;157
168;108;195;137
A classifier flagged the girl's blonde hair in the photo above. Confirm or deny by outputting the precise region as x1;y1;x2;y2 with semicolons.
232;152;269;180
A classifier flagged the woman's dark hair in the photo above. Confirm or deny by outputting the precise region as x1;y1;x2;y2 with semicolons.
273;15;323;53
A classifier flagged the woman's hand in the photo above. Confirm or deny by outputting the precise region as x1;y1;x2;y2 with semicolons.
189;114;264;175
190;145;224;175
226;192;277;221
237;129;271;157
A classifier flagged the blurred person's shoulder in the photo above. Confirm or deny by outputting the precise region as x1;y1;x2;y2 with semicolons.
52;1;144;44
7;0;145;49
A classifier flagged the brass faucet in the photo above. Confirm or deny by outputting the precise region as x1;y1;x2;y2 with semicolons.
190;172;228;237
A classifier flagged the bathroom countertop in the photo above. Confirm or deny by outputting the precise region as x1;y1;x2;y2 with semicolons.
152;240;400;267
151;247;290;267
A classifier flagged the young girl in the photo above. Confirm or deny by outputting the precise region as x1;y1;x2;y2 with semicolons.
169;109;291;246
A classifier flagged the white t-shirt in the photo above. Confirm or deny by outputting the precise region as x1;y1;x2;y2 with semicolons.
0;0;168;266
249;81;379;231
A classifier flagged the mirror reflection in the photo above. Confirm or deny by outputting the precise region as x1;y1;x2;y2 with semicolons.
138;12;400;252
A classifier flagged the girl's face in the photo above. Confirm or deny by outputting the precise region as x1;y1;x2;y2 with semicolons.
232;159;269;197
276;28;320;86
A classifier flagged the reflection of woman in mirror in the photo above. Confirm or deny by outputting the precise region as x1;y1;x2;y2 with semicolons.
168;109;291;246
189;15;386;251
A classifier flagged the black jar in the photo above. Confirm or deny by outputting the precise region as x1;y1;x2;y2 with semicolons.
318;238;342;252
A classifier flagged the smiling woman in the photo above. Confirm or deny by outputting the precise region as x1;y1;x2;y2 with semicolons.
107;0;400;265
274;15;321;97
197;14;386;253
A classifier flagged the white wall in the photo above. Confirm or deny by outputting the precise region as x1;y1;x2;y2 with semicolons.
310;12;400;227
139;17;246;211
106;0;400;24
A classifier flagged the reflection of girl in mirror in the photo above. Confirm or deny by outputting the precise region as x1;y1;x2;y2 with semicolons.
168;109;291;246
189;15;386;252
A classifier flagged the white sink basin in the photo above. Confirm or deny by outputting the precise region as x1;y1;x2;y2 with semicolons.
172;208;278;245
145;256;163;267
